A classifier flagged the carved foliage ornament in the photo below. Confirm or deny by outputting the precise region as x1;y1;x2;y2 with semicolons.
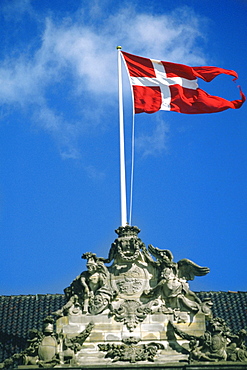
111;300;153;332
98;337;164;363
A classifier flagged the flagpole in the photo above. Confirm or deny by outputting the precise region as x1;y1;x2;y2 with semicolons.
117;46;127;226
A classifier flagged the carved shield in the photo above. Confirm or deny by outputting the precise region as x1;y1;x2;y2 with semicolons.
110;263;150;299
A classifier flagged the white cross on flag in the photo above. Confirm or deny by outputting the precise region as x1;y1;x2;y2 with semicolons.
122;51;245;114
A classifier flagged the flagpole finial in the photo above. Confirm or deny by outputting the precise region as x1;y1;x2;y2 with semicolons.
116;46;122;50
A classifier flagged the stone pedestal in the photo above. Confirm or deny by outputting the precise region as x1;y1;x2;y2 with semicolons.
56;312;206;365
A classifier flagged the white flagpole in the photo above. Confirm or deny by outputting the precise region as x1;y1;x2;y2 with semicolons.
117;46;127;226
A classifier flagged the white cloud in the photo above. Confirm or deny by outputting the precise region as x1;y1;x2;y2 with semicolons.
0;5;207;105
105;6;207;65
41;20;117;95
0;3;208;162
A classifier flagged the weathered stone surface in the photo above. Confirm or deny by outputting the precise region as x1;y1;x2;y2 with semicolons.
2;225;247;368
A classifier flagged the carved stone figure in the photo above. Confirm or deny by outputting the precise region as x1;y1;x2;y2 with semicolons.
170;317;245;363
63;252;112;314
104;226;152;264
226;329;247;362
9;329;43;366
21;329;43;365
147;244;210;313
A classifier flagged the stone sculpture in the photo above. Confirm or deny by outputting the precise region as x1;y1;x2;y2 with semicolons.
2;225;247;367
61;226;210;320
58;322;94;365
2;317;94;368
98;337;164;363
112;299;154;332
63;252;111;314
171;317;247;363
146;244;210;313
226;329;247;362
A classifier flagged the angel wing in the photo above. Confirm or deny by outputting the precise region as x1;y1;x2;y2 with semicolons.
148;244;174;263
177;258;210;281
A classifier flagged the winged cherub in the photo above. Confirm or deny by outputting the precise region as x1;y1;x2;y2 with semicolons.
147;245;210;313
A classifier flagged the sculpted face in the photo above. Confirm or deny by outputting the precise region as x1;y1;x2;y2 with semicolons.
121;239;132;255
161;266;174;280
87;259;97;274
90;293;109;314
88;272;100;284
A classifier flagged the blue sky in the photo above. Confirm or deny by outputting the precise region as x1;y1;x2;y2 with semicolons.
0;0;246;295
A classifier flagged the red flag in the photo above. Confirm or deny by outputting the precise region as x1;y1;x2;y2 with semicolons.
122;51;245;114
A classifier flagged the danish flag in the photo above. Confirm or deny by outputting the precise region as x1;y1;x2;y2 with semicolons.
121;51;245;114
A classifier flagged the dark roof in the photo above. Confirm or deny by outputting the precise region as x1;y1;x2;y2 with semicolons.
197;291;247;332
0;291;247;363
0;294;66;363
